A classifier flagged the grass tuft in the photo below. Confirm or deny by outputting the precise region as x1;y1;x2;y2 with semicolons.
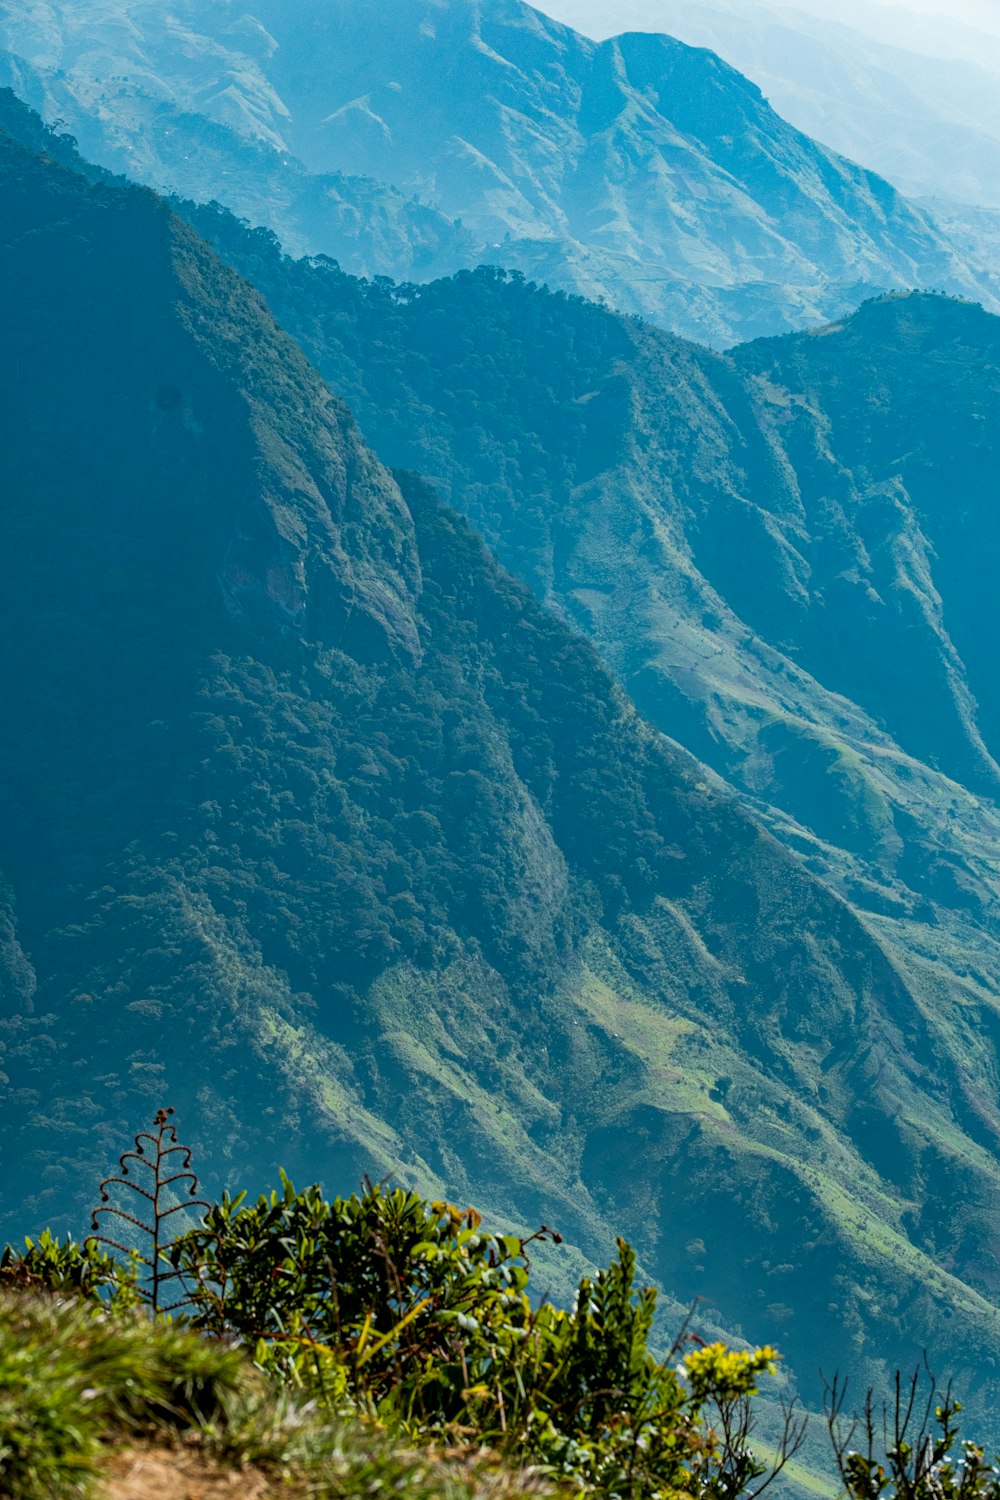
0;1293;549;1500
0;1293;244;1499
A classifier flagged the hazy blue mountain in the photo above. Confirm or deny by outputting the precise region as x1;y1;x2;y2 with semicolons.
0;0;993;345
7;106;1000;1440
538;0;1000;211
0;48;479;280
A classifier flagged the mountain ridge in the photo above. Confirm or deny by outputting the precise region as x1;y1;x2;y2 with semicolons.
537;0;1000;211
0;0;993;344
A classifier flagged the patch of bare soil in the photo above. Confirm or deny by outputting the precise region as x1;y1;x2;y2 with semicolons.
104;1446;275;1500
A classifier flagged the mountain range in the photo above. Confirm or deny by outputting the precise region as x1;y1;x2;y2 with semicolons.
0;0;995;345
5;90;1000;1450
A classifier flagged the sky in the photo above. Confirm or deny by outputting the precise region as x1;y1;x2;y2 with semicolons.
790;0;1000;46
539;0;1000;58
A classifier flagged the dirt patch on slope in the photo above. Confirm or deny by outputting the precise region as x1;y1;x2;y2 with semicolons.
104;1446;275;1500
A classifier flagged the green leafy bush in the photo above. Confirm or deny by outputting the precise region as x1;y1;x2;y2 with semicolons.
172;1173;785;1498
0;1228;136;1303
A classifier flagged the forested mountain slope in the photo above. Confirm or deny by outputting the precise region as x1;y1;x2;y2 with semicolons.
6;113;1000;1429
150;176;1000;1422
0;0;991;344
176;189;1000;839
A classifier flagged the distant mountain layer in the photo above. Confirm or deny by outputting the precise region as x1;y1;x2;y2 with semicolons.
6;103;1000;1436
0;48;480;282
0;0;994;345
540;0;1000;212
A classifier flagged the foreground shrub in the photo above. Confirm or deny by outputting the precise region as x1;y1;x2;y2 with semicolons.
0;1228;134;1304
828;1371;1000;1500
8;1164;1000;1500
4;1109;999;1500
171;1173;794;1498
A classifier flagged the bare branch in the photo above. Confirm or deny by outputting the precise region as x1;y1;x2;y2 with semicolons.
88;1107;208;1313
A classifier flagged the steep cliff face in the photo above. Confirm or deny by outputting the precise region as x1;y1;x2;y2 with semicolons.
731;295;1000;781
0;0;991;344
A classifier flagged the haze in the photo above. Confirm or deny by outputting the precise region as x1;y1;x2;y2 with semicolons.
537;0;1000;53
